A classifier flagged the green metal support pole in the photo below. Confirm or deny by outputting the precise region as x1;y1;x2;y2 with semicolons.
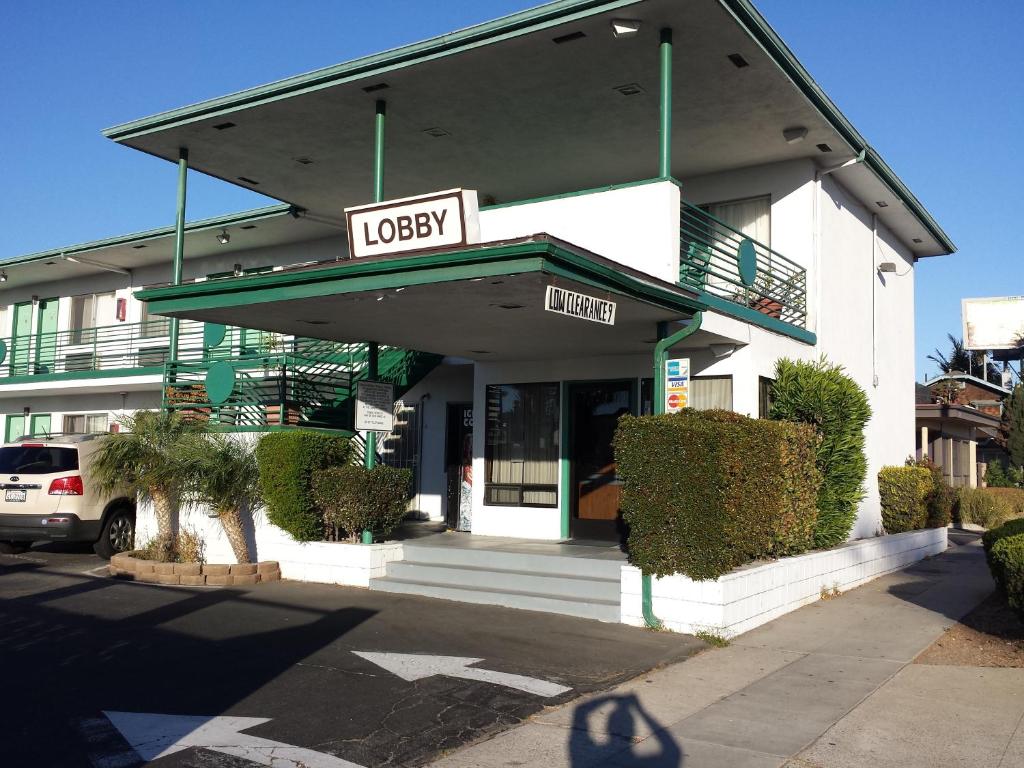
659;28;673;179
168;148;188;368
642;311;702;629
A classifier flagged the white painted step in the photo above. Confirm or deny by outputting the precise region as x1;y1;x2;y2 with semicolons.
396;543;624;580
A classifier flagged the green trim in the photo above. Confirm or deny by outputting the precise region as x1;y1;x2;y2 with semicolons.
137;242;704;317
1;204;297;268
559;381;570;540
103;0;640;141
717;0;954;255
699;292;816;345
0;366;165;385
207;424;356;436
481;177;673;211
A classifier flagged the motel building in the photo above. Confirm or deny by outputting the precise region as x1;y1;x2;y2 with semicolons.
0;0;955;633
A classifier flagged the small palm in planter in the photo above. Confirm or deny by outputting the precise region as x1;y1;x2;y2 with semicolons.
185;434;260;563
92;411;203;559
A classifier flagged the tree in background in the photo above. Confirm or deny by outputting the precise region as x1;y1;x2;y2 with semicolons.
769;357;872;548
927;333;1001;384
1006;384;1024;470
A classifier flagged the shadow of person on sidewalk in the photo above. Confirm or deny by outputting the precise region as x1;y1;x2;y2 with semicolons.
570;692;682;767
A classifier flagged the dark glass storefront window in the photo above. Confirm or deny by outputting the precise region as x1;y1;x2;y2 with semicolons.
484;382;559;507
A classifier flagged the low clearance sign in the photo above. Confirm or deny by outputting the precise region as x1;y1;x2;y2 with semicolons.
345;189;480;258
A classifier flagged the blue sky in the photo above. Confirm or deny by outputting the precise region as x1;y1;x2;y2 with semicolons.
1;1;1020;381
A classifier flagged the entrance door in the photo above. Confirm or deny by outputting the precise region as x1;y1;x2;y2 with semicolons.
34;297;59;374
10;302;33;376
569;380;634;542
445;403;473;531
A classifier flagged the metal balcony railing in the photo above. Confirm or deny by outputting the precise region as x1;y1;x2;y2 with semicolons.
679;201;808;330
0;319;206;378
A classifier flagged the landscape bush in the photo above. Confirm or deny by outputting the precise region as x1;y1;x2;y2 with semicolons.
985;487;1024;519
256;431;351;541
614;409;821;581
982;518;1024;582
957;487;1022;529
312;464;412;542
983;519;1024;620
769;357;871;548
905;457;955;529
878;466;932;533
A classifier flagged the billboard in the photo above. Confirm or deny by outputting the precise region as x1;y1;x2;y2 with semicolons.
962;296;1024;351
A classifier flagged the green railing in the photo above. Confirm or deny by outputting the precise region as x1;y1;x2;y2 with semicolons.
0;319;206;378
679;201;808;329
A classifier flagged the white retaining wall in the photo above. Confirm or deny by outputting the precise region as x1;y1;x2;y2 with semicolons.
621;527;948;637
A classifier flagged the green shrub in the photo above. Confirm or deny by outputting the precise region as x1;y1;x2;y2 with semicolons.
905;457;955;529
986;487;1024;519
312;464;412;542
878;466;932;533
769;358;871;548
982;518;1024;585
990;534;1024;619
614;409;821;581
256;431;351;541
958;487;1014;529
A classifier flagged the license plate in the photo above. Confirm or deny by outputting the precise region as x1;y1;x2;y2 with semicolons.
5;489;27;503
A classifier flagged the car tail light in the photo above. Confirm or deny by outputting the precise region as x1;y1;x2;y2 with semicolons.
48;476;84;496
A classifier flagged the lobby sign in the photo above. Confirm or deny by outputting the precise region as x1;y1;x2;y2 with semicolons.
346;189;480;259
544;285;616;326
664;357;690;413
355;380;395;431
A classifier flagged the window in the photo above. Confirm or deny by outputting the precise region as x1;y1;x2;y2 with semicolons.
62;413;109;434
69;292;116;344
758;376;775;419
640;375;733;414
140;285;171;338
485;382;560;507
707;195;771;245
0;445;78;474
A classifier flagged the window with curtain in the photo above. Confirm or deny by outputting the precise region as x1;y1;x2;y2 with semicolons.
640;376;733;414
701;196;771;294
62;413;109;434
69;292;115;344
485;382;560;508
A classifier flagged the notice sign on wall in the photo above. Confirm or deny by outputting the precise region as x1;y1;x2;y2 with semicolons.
346;189;480;259
544;285;617;326
355;380;395;432
664;357;690;413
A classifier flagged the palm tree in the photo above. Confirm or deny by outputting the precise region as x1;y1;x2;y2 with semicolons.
91;411;203;557
184;433;260;563
927;333;1001;384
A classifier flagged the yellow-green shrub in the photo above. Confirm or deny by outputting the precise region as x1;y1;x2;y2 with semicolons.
878;466;932;533
958;488;1015;529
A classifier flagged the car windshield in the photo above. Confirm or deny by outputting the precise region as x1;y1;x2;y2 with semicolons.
0;446;79;475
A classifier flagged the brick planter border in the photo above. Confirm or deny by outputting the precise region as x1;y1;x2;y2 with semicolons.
110;552;281;587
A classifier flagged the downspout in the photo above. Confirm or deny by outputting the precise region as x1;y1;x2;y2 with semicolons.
871;213;878;388
643;311;703;629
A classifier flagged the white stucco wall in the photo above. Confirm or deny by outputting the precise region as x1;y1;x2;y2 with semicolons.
479;180;680;283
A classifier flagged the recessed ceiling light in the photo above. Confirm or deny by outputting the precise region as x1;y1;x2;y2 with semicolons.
293;157;314;165
240;224;257;230
237;176;259;185
613;83;646;97
816;143;833;153
876;201;889;208
213;121;236;130
362;82;389;93
552;31;586;44
912;238;923;244
423;127;451;138
132;244;148;249
727;53;749;68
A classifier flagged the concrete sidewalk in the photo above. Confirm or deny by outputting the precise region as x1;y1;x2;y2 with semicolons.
430;533;1014;768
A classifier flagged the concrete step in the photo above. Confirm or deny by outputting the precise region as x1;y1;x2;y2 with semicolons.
397;542;624;580
383;560;620;602
369;576;622;622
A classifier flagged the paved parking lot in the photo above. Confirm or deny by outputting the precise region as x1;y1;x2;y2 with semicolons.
0;544;701;767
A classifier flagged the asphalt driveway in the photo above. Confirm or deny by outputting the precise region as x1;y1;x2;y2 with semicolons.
0;545;701;767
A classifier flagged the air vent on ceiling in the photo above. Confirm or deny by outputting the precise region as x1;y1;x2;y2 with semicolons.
237;176;259;185
362;82;389;93
727;53;749;68
613;83;646;96
293;157;314;165
816;143;833;153
912;238;923;244
240;225;257;230
553;31;586;44
213;122;236;130
876;201;889;208
423;127;451;138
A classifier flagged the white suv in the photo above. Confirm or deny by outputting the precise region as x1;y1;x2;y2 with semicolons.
0;434;135;559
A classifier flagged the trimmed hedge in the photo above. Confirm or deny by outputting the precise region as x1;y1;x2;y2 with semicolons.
312;464;412;542
878;466;932;533
615;409;821;581
256;431;351;541
769;358;871;549
983;520;1024;619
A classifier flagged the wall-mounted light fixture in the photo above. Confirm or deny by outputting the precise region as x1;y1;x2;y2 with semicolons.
217;229;231;245
0;271;7;283
610;19;641;38
782;126;808;144
877;262;898;273
233;263;244;277
709;343;738;359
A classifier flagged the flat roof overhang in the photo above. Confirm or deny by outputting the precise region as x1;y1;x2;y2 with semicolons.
915;403;1002;428
104;0;954;258
136;237;704;361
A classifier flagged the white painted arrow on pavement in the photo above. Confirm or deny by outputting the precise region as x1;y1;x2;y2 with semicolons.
103;711;364;768
353;651;571;697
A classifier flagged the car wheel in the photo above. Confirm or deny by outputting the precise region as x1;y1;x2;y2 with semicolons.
94;508;135;559
0;540;30;554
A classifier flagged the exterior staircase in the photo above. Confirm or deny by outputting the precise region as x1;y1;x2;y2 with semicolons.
369;539;624;622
